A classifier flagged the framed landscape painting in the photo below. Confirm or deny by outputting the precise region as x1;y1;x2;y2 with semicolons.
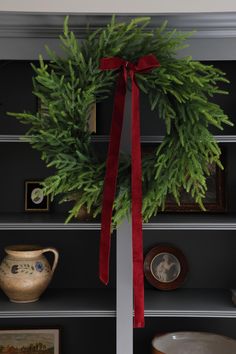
0;329;59;354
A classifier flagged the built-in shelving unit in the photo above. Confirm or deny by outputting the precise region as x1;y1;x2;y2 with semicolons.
1;11;236;354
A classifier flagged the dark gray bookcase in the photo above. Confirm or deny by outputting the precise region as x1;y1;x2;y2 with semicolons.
1;12;236;354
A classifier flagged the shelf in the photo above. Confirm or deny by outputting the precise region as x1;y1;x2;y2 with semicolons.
1;135;236;143
1;213;236;230
1;288;234;319
0;289;115;318
139;135;236;143
145;289;236;318
144;214;236;230
0;135;24;143
0;214;101;230
0;135;112;143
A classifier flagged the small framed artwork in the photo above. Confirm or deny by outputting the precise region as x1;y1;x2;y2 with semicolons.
142;144;226;212
165;160;225;212
88;103;96;133
144;244;188;290
25;181;49;212
0;329;59;354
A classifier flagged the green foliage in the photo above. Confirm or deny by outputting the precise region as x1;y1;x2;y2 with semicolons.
9;16;233;224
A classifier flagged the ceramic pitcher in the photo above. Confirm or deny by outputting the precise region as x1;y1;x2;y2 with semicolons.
0;244;59;303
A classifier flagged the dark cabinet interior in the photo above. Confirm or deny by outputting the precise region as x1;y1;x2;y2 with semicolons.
1;59;236;354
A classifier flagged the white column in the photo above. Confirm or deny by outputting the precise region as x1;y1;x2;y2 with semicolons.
117;220;133;354
117;89;133;354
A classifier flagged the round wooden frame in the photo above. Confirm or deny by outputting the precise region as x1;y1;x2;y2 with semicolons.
144;244;188;290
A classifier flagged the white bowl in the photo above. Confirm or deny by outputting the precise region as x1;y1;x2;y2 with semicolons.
152;332;236;354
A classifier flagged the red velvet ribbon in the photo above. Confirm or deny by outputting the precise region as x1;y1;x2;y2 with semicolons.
99;54;160;328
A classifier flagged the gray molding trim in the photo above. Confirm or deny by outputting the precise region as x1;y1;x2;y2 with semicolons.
1;221;236;230
0;289;235;319
0;135;26;142
1;213;236;230
3;309;236;319
1;13;236;39
87;135;236;144
0;289;116;318
0;222;101;230
0;310;116;318
144;289;236;318
145;310;236;318
1;134;236;143
143;222;236;230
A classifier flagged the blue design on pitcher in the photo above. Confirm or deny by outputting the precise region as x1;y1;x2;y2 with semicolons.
35;261;44;272
11;265;19;274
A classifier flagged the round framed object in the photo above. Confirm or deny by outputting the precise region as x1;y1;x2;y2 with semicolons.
144;244;188;290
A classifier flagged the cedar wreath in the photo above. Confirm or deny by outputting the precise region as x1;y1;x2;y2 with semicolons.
10;17;233;224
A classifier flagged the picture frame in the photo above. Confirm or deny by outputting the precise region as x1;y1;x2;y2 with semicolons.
0;328;59;354
142;144;226;212
88;103;97;133
165;160;225;212
144;244;188;290
25;181;49;212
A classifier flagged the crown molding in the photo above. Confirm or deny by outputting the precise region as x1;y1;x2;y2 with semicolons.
0;12;236;39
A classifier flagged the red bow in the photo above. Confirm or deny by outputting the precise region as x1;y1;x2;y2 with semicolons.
99;54;160;328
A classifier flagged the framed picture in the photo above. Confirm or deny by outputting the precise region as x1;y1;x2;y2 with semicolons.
142;144;226;212
25;181;49;212
88;103;96;133
144;244;188;290
0;329;59;354
165;160;225;212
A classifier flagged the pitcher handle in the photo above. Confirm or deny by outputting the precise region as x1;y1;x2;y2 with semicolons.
42;247;59;274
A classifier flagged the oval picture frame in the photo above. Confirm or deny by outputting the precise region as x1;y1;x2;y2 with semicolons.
144;244;188;290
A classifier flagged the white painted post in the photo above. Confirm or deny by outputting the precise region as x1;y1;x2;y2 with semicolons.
116;89;133;354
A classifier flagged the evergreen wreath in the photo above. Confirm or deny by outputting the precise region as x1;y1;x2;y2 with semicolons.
10;17;233;224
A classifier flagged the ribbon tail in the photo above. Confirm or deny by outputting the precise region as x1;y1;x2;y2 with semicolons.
131;76;145;328
99;72;127;285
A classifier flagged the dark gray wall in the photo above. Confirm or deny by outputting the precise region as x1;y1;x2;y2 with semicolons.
0;230;116;289
1;59;236;353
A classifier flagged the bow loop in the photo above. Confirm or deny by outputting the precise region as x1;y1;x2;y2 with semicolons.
136;54;160;73
100;54;160;74
100;57;126;71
